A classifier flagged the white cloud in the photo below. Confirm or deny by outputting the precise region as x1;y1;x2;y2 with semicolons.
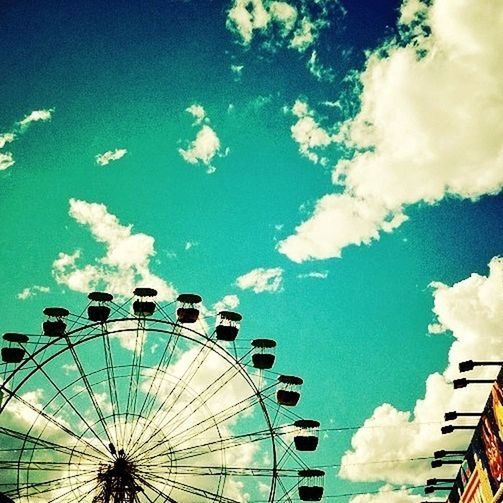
236;267;284;293
231;64;244;76
178;103;228;173
184;240;198;251
349;484;422;503
95;148;127;166
278;194;407;262
52;198;177;301
307;50;335;82
289;16;316;51
227;0;271;44
279;0;503;262
297;270;328;279
186;103;207;125
289;99;334;164
213;294;240;313
270;1;298;34
226;0;332;53
340;257;503;486
0;108;53;171
0;152;15;171
17;285;50;300
179;124;224;173
0;133;15;149
18;108;54;129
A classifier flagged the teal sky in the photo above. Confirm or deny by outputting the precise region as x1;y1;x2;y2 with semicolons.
1;0;502;501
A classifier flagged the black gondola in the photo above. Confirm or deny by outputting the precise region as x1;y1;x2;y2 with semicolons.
251;339;276;369
277;375;303;406
177;294;202;324
298;469;325;501
293;420;320;451
87;292;113;322
216;311;242;341
42;307;69;336
133;287;157;317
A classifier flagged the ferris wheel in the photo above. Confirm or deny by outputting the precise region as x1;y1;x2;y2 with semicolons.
0;289;325;503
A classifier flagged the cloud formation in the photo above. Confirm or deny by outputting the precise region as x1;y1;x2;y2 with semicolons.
17;285;50;300
178;104;227;173
279;0;503;262
289;99;334;165
297;270;328;280
307;50;335;82
349;485;422;503
340;257;503;493
53;198;177;300
185;104;207;125
18;109;54;129
0;108;54;171
95;148;128;166
226;0;336;53
236;267;284;293
213;294;240;314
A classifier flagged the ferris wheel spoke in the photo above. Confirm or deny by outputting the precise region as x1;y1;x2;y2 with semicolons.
138;428;273;465
137;471;241;503
127;340;215;457
0;460;98;471
159;348;254;442
101;328;122;451
23;352;112;455
0;426;103;464
0;389;107;459
275;476;297;503
275;434;309;471
64;342;114;447
263;394;303;425
46;473;98;503
133;327;181;430
5;469;96;499
166;383;276;451
133;378;275;462
151;301;177;324
134;475;180;503
140;336;214;435
124;320;147;446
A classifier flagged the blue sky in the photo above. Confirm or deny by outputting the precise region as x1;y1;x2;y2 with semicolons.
1;0;502;501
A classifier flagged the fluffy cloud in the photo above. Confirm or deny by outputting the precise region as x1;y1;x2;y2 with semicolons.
53;198;177;301
0;152;15;171
17;285;50;300
18;108;54;129
0;133;15;149
289;16;316;51
279;194;407;262
340;257;503;490
349;485;422;503
226;0;335;53
186;103;207;125
236;267;284;293
279;0;503;262
289;99;334;165
179;105;227;173
0;108;53;171
95;148;127;166
213;294;240;314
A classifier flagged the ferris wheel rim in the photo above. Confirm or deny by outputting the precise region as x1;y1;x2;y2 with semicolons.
0;312;280;503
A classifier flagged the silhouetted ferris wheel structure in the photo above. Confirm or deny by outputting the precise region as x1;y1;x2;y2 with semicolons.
0;289;325;502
